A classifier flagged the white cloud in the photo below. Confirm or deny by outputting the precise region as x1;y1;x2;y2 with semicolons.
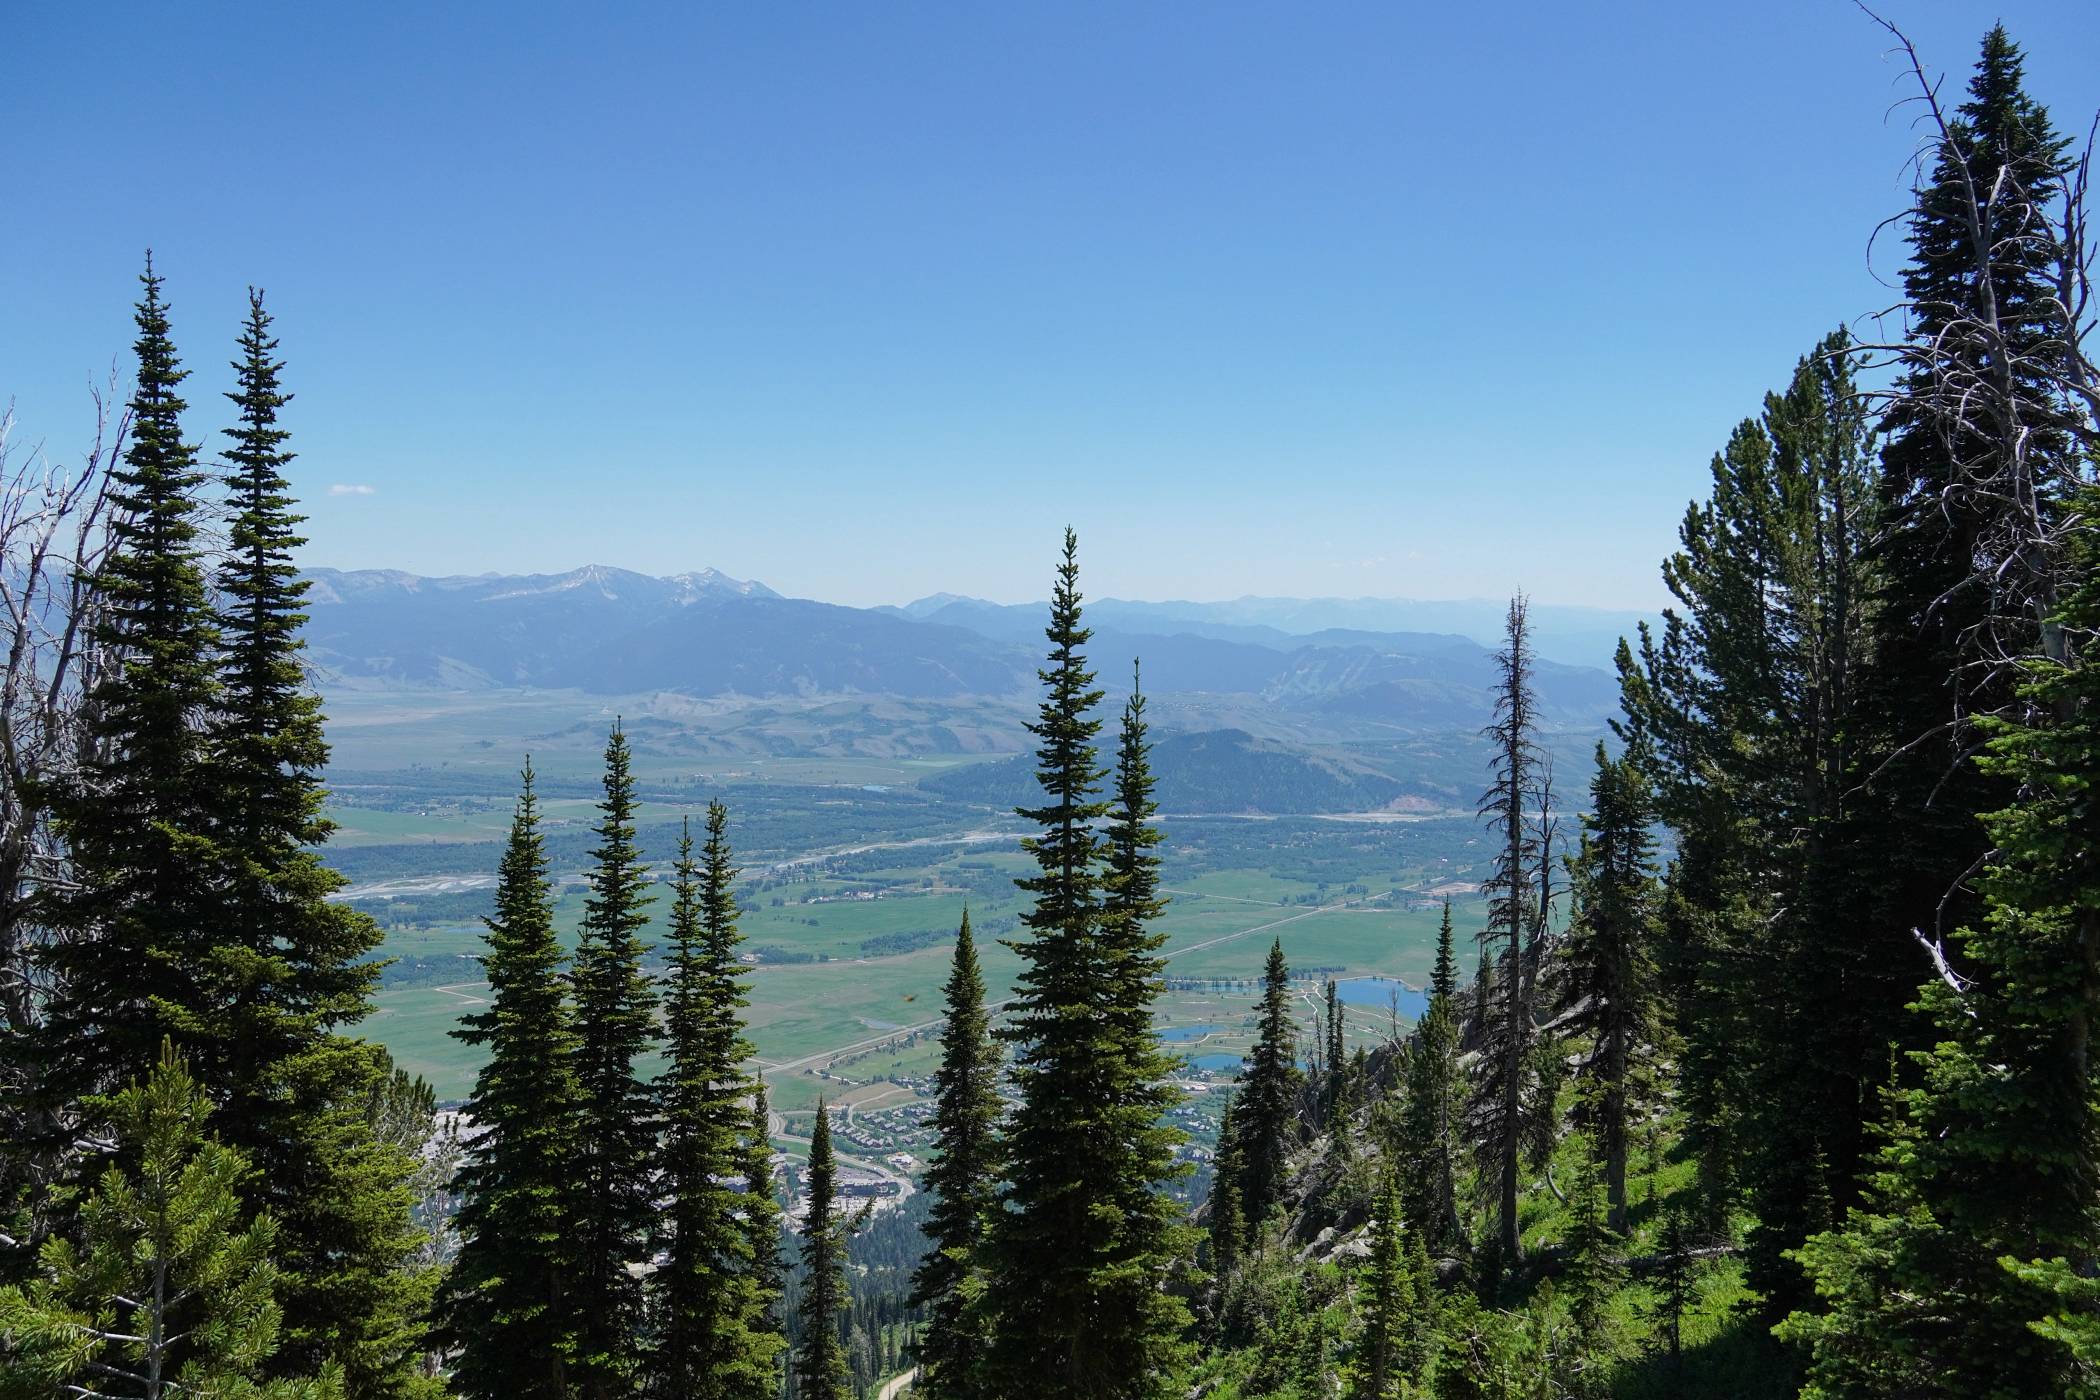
329;483;377;496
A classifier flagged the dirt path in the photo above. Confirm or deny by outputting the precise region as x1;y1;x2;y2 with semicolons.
876;1367;917;1400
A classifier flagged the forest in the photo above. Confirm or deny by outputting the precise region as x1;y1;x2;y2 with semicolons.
4;16;2100;1400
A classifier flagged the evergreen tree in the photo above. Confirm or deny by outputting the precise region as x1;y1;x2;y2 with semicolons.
793;1105;849;1400
443;766;583;1400
1559;1135;1624;1386
1555;744;1661;1234
208;287;427;1395
1786;480;2100;1396
1323;981;1346;1132
1206;1093;1245;1278
987;530;1184;1397
910;912;1003;1400
1617;330;1881;1309
1398;905;1464;1258
650;805;780;1399
39;258;225;1128
1095;667;1193;1357
567;723;659;1399
1238;938;1299;1234
1350;1173;1413;1400
0;1043;336;1400
1473;595;1538;1269
742;1079;786;1394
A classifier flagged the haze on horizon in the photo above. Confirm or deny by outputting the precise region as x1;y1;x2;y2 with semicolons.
5;1;2094;611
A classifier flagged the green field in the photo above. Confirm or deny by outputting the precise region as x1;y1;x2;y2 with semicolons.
328;685;1499;1107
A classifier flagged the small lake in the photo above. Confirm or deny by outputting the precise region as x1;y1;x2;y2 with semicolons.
1187;1052;1244;1073
1333;976;1428;1020
1158;1024;1220;1043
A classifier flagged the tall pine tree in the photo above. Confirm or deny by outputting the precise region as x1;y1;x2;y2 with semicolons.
793;1105;849;1400
650;805;781;1399
443;765;583;1400
1398;904;1465;1258
567;723;659;1400
208;286;427;1395
1237;938;1298;1237
1555;744;1661;1235
40;258;225;1129
986;530;1183;1398
910;911;1003;1400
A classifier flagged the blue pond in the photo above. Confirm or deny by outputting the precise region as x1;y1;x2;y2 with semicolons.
1333;976;1429;1021
1158;1024;1220;1043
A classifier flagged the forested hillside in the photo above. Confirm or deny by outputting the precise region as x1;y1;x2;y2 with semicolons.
3;17;2099;1400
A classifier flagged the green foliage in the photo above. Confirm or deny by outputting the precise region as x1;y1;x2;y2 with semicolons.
1554;746;1661;1235
987;531;1189;1398
0;1045;339;1400
443;766;585;1399
209;287;428;1396
910;912;1004;1400
650;804;782;1399
793;1105;851;1400
1239;938;1301;1234
566;724;660;1398
39;257;228;1135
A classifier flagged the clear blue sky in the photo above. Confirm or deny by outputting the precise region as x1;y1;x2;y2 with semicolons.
4;2;2093;609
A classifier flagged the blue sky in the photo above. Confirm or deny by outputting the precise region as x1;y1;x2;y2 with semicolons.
4;2;2093;609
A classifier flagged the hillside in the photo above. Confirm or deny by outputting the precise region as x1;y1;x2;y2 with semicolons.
921;727;1432;815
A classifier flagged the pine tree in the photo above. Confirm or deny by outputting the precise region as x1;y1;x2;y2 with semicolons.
650;805;780;1399
443;765;583;1400
1559;1135;1625;1385
1206;1092;1245;1278
793;1105;850;1400
910;912;1003;1400
0;1045;339;1400
742;1080;786;1397
1555;744;1661;1234
1473;595;1538;1269
987;530;1183;1397
1238;938;1299;1234
39;258;225;1128
567;723;659;1399
1323;981;1346;1132
1786;480;2100;1396
1094;667;1193;1359
1399;905;1464;1258
1350;1173;1413;1400
207;287;428;1395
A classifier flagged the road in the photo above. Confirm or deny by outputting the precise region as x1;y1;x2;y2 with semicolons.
876;1367;917;1400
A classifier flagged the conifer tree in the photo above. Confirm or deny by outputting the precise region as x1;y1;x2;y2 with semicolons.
1207;1093;1246;1277
741;1081;784;1363
650;805;780;1399
987;530;1184;1397
1350;1173;1413;1400
1095;667;1193;1354
443;765;583;1400
1473;595;1538;1269
567;723;659;1399
207;287;427;1394
40;258;225;1125
1555;744;1661;1234
1560;1136;1625;1381
793;1105;850;1400
1399;905;1464;1257
911;912;1003;1400
1787;480;2100;1396
1323;981;1345;1131
1238;938;1299;1234
0;1044;337;1400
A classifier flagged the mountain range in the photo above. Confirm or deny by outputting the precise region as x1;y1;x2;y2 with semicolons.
299;565;1625;731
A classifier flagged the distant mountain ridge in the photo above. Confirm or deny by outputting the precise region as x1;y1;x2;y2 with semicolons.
297;564;1621;730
